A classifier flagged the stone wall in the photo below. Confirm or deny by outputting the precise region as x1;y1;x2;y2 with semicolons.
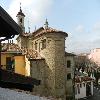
32;33;66;99
18;32;69;100
30;59;50;96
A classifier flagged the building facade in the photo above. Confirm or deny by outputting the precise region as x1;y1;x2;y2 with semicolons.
65;52;75;99
1;42;41;76
15;7;75;100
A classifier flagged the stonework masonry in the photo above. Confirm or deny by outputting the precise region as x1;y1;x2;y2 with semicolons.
30;33;66;99
16;30;75;100
16;9;75;99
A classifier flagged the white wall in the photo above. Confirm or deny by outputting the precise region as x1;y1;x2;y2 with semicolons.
75;81;93;99
91;82;93;95
75;83;86;99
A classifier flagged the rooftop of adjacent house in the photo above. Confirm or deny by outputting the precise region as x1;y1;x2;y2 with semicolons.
75;76;93;83
1;43;43;60
65;52;76;56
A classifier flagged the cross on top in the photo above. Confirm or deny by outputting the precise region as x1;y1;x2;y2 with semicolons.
44;18;49;29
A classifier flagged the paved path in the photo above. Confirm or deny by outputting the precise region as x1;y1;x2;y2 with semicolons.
0;87;51;100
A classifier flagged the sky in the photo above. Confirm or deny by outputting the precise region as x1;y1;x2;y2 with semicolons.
1;0;100;54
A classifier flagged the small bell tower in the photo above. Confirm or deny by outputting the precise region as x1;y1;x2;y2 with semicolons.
16;3;25;33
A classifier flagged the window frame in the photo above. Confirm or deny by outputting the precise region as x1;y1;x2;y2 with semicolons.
67;73;71;80
67;60;71;68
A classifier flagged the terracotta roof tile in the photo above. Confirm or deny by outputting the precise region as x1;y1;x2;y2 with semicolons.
75;76;93;83
32;27;68;38
65;52;76;56
1;43;43;59
18;27;68;38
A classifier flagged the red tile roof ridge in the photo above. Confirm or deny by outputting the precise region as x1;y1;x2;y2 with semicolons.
1;43;43;59
75;76;94;83
32;26;68;38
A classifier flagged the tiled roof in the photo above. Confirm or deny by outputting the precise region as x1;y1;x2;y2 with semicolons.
17;26;68;38
1;43;43;59
32;27;68;38
75;76;93;83
65;52;76;56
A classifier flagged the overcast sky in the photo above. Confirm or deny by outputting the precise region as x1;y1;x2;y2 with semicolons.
1;0;100;54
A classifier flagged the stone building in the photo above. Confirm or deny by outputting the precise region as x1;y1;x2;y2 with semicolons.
16;6;75;100
65;52;75;99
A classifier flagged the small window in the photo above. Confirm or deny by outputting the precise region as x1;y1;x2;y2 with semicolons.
20;18;22;23
41;39;46;50
67;60;71;68
67;73;71;80
80;83;82;88
35;41;37;50
6;57;14;72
